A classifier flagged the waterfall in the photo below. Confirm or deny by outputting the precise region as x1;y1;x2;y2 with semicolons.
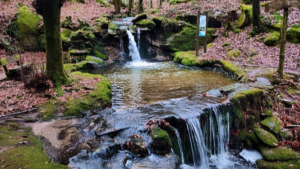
174;128;185;164
186;105;230;168
137;27;141;50
126;30;141;61
120;37;124;52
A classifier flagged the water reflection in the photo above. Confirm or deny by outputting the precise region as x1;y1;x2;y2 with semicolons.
93;62;235;111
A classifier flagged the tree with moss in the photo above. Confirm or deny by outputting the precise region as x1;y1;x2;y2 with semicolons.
252;0;263;34
32;0;68;88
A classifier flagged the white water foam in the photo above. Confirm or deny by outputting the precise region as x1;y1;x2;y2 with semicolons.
239;149;263;164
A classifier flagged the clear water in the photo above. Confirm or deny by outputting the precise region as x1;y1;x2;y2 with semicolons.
94;62;234;111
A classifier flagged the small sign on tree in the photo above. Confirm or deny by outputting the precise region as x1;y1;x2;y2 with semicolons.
265;0;300;77
196;11;208;56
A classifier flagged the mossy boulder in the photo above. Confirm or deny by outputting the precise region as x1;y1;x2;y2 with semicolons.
63;72;111;117
264;31;280;46
254;128;278;147
13;6;41;50
168;0;190;4
227;49;242;58
61;29;73;51
173;51;198;66
135;19;156;30
260;117;282;135
64;64;78;73
108;23;118;35
259;146;298;162
95;16;109;29
270;22;282;31
246;131;260;145
61;16;73;30
220;60;245;80
132;13;147;23
150;126;172;154
170;27;215;51
262;109;273;117
93;45;109;61
256;159;300;169
287;27;300;43
237;5;253;28
280;129;293;140
86;56;103;65
38;101;57;121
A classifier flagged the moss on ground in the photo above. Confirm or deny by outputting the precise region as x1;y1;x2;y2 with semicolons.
260;117;281;135
254;128;278;147
64;63;78;73
93;45;108;60
220;60;245;80
135;19;156;30
63;72;111;117
246;131;260;145
38;101;57;121
256;160;300;169
259;146;298;162
263;109;273;117
173;51;198;66
227;49;242;58
0;125;68;169
287;27;300;43
264;31;280;46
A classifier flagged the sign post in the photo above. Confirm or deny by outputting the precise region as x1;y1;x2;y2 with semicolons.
265;0;300;77
196;11;208;56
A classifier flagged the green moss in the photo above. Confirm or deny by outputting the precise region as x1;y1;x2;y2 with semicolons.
86;56;103;65
264;31;280;46
93;50;108;61
287;27;300;43
239;130;247;142
38;101;57;121
221;60;245;80
0;58;8;66
237;5;253;28
256;159;300;169
234;28;241;33
135;19;156;30
64;64;78;73
227;49;242;58
246;131;260;145
0;125;68;169
259;146;298;162
150;9;160;14
132;13;147;23
14;6;41;39
223;42;231;46
150;126;172;153
263;109;273;117
61;29;72;42
260;117;282;135
169;0;190;5
173;51;199;66
63;72;111;117
96;0;110;7
108;23;118;35
254;128;278;147
207;43;213;48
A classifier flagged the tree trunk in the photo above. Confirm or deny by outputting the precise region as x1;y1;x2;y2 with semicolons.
252;0;263;34
128;0;133;14
42;0;68;86
159;0;162;8
150;0;152;8
278;8;288;78
138;0;143;13
114;0;121;13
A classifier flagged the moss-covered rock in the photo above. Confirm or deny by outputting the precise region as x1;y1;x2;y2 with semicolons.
227;49;242;58
38;101;57;121
108;23;118;35
86;56;103;65
254;128;278;147
260;117;282;135
256;159;300;169
262;109;273;117
96;0;110;7
63;72;111;117
220;60;245;80
61;29;73;51
259;146;298;162
287;27;300;43
135;19;156;30
246;131;260;145
173;51;199;66
93;45;109;60
13;6;41;50
244;137;253;149
64;64;78;73
132;13;147;23
270;22;282;32
0;125;68;169
237;5;253;28
264;31;280;46
150;126;172;154
168;0;190;4
61;16;73;30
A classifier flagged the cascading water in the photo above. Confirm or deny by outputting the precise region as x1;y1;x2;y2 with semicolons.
126;30;141;61
186;105;231;169
137;27;141;50
174;128;185;164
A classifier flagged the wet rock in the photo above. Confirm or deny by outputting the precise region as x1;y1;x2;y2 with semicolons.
254;128;278;147
33;119;91;164
256;159;300;169
260;117;282;135
126;137;148;156
281;98;293;107
280;129;293;140
207;89;223;97
132;13;147;23
150;126;172;154
77;61;101;69
249;77;273;90
259;146;298;162
132;153;180;169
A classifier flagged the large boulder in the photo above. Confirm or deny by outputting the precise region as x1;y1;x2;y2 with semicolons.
259;146;298;162
132;13;147;23
264;31;280;46
150;126;172;154
135;19;156;30
254;128;278;147
287;27;300;43
260;117;282;135
13;6;42;50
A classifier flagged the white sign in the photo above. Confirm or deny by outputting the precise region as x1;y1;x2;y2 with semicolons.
199;15;206;37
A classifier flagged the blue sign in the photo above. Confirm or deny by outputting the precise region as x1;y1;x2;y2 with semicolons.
199;15;206;37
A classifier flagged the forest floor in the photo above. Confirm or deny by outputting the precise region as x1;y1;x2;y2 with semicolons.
0;0;299;121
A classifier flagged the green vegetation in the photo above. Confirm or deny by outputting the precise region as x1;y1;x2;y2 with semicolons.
150;126;172;153
263;109;273;117
237;5;253;28
86;56;103;65
38;101;57;121
227;49;242;58
260;117;282;135
96;0;110;7
173;51;198;66
259;146;298;161
93;45;108;60
135;19;156;30
63;72;111;117
254;128;278;147
264;31;280;46
168;0;190;5
108;23;118;35
220;60;245;80
287;27;300;43
0;125;68;169
256;160;300;169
